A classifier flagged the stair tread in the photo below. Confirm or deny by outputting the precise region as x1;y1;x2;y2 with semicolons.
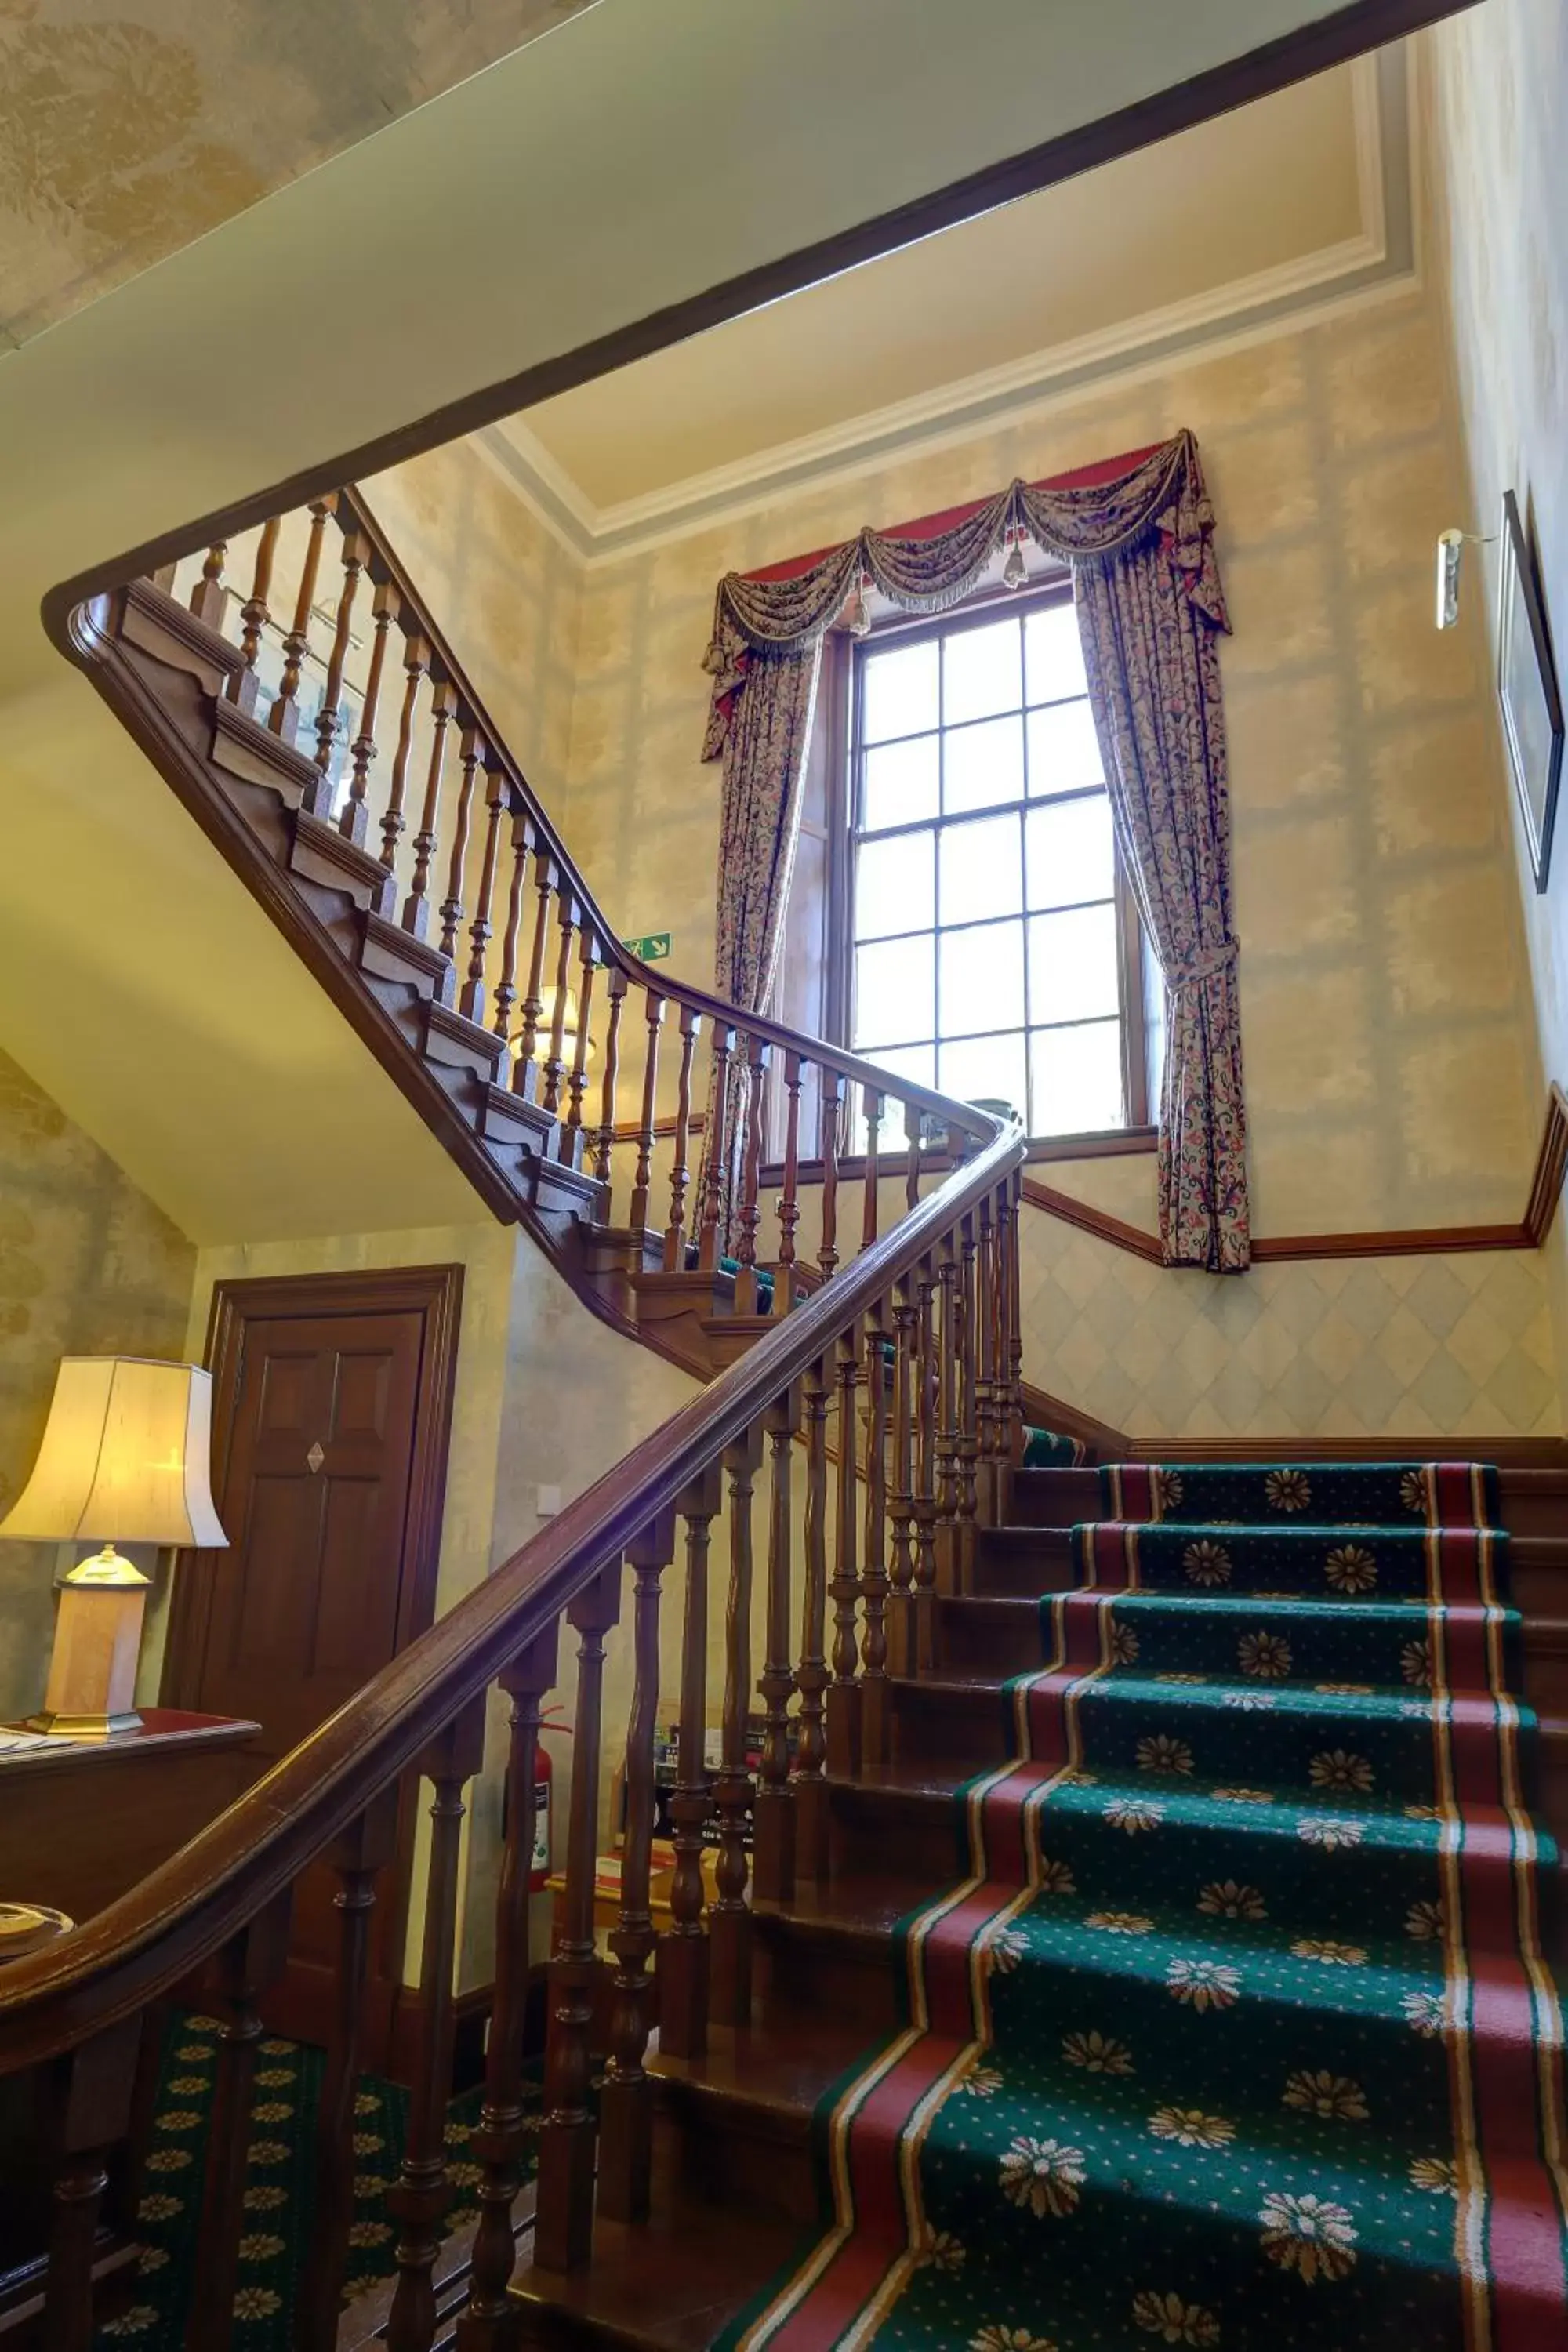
758;1872;934;1941
652;2010;872;2117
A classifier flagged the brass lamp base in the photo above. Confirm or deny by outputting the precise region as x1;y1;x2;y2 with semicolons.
33;1545;151;1741
23;1704;143;1740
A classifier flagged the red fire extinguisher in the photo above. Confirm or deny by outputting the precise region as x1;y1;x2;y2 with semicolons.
531;1708;571;1892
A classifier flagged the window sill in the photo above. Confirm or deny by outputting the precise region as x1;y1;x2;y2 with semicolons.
755;1122;1156;1191
1025;1124;1156;1163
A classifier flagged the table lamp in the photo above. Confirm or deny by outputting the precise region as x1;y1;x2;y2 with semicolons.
0;1357;228;1739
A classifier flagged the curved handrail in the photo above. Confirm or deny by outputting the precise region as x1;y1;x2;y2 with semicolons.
0;1110;1022;2068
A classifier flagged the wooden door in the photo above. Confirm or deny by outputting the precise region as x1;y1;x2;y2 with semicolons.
164;1267;462;2067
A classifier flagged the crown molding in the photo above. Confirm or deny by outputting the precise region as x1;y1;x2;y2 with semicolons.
477;47;1414;567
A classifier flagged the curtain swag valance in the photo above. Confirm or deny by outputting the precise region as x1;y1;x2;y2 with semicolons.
701;430;1229;762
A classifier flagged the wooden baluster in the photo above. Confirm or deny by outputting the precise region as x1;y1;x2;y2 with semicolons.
296;1794;400;2352
387;1702;485;2352
934;1232;962;1598
818;1071;844;1283
753;1387;800;1905
456;1624;560;2352
826;1323;862;1778
540;891;577;1118
269;492;337;747
438;728;483;961
341;578;397;844
887;1273;919;1678
314;525;368;797
956;1214;981;1591
913;1257;939;1672
230;514;280;712
491;803;531;1044
697;1023;736;1272
460;758;505;1026
560;929;598;1166
628;989;664;1232
512;847;556;1099
710;1425;764;2025
38;2019;142;2352
793;1356;832;1882
862;1086;882;1253
661;1465;724;2058
860;1298;890;1771
1007;1170;1026;1457
379;627;430;875
186;1899;292;2352
775;1049;804;1312
402;675;456;939
904;1098;923;1214
975;1192;999;1527
535;1566;622;2274
190;539;227;629
600;1511;677;2224
733;1032;768;1315
662;1004;701;1269
593;967;628;1185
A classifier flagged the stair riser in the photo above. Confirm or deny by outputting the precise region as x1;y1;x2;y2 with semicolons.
754;1923;901;2038
652;2078;819;2227
972;1528;1075;1599
827;1785;964;1885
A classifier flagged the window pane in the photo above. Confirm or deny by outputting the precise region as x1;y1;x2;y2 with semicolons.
943;617;1022;725
1025;602;1088;704
1027;700;1104;795
940;919;1024;1040
1029;904;1120;1023
855;935;934;1047
862;735;938;832
855;1040;936;1091
855;829;935;941
1030;1021;1125;1135
943;713;1024;815
1025;793;1116;910
938;1030;1027;1117
939;812;1023;926
862;640;938;743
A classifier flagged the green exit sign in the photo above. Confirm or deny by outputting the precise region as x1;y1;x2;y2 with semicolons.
624;931;672;963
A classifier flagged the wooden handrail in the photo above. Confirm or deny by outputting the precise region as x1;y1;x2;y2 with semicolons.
0;1112;1020;2067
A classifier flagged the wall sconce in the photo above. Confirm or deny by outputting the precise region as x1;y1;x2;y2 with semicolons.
1435;527;1496;630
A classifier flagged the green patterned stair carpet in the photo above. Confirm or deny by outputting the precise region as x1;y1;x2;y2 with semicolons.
728;1461;1568;2352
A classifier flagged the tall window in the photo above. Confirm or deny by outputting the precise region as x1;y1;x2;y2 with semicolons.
845;585;1146;1138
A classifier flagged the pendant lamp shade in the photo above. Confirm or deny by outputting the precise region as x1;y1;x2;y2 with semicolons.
0;1357;228;1549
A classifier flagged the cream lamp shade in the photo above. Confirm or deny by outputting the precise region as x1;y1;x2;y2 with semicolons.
0;1358;227;1739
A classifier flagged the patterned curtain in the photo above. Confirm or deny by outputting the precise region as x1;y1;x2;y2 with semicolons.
699;430;1248;1269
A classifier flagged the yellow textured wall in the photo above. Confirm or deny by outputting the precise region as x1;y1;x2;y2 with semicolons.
0;1047;195;1724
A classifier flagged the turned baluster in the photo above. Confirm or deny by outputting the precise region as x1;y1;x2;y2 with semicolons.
733;1032;769;1316
818;1071;844;1283
559;928;599;1167
460;759;506;1026
600;1512;677;2224
956;1214;981;1590
975;1193;999;1526
387;1703;485;2352
775;1049;804;1312
190;539;227;630
662;1004;701;1266
269;492;338;747
628;989;664;1231
862;1086;883;1250
697;1023;736;1272
230;514;280;712
314;525;368;799
535;1566;622;2274
540;891;578;1118
342;578;398;843
512;847;557;1099
860;1298;891;1771
933;1232;962;1597
753;1388;800;1904
1000;1173;1025;1459
438;730;483;961
904;1098;923;1214
887;1273;919;1678
593;967;628;1185
297;1794;400;2352
456;1625;560;2352
491;803;532;1044
379;629;431;873
186;1899;292;2350
661;1465;724;2058
710;1426;764;2024
38;2019;142;2352
402;675;456;939
913;1257;939;1671
793;1357;833;1881
826;1323;862;1778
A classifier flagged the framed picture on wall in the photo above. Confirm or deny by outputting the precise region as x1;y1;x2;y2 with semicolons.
1498;488;1563;892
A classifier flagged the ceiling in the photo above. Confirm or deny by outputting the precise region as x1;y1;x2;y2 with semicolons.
0;0;597;347
489;48;1412;557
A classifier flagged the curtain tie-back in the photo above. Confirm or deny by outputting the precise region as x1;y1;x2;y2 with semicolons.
1166;938;1240;989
